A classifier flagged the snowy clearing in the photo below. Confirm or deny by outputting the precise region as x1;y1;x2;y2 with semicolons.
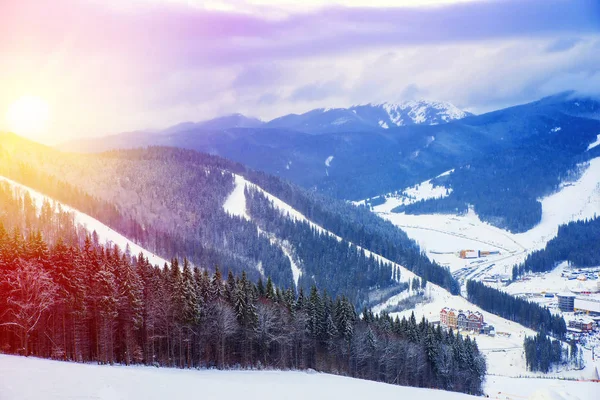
0;355;596;400
484;375;597;400
354;169;454;209
0;355;478;400
587;134;600;151
0;176;169;267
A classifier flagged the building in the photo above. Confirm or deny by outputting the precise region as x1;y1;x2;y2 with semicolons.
569;318;594;332
459;250;479;259
440;308;448;326
467;311;484;331
557;293;576;312
482;325;495;336
457;311;468;330
440;307;458;329
574;298;600;316
440;308;484;331
448;309;457;329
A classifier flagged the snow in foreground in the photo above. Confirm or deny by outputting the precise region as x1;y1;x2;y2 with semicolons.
485;375;597;400
1;355;596;400
0;355;476;400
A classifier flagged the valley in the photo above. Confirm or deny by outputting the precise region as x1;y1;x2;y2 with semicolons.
1;94;599;399
2;1;600;398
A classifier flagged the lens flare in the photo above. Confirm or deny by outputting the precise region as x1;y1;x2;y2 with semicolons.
5;95;50;137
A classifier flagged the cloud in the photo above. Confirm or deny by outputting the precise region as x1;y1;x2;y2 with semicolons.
289;81;345;102
545;37;583;53
1;0;599;141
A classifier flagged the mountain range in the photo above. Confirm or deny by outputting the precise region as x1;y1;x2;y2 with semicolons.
60;92;600;233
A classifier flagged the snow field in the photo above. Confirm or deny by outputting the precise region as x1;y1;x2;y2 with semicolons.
484;375;598;400
0;355;478;400
0;355;596;400
0;176;169;267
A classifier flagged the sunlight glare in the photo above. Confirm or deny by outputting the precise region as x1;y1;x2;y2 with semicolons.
5;95;50;138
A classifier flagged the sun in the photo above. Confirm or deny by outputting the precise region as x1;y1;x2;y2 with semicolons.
5;95;50;138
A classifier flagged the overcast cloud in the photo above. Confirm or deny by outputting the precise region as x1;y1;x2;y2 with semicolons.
1;0;599;142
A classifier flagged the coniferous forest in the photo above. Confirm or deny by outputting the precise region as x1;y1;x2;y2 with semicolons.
0;136;460;302
513;217;600;278
523;332;569;373
394;125;599;233
466;280;567;339
0;180;486;395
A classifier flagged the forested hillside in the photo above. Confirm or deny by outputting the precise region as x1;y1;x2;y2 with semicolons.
397;121;600;232
0;133;459;307
0;182;486;395
513;217;600;278
466;281;566;339
60;95;600;213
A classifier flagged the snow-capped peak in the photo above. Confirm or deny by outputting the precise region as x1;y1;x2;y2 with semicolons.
369;100;472;127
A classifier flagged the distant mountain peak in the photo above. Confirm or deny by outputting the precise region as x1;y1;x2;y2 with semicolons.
366;100;473;127
265;99;472;133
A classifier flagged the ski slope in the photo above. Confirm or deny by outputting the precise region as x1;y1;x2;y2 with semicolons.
366;157;600;279
223;173;419;288
354;169;454;209
0;176;169;267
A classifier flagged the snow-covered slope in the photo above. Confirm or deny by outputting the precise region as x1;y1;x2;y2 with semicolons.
0;176;168;267
362;158;600;378
587;134;600;151
375;100;471;126
1;355;596;400
223;174;419;288
355;169;454;209
222;172;597;379
0;355;479;400
365;157;600;279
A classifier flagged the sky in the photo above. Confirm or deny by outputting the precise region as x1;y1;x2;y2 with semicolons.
1;0;599;143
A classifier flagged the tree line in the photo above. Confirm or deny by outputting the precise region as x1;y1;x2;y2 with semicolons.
466;280;566;339
524;331;574;373
513;217;600;279
0;139;459;303
0;183;486;395
393;120;599;233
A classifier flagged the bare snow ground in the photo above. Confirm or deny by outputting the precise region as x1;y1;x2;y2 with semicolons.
0;355;596;400
0;176;169;267
484;376;598;400
0;355;478;400
588;134;600;151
